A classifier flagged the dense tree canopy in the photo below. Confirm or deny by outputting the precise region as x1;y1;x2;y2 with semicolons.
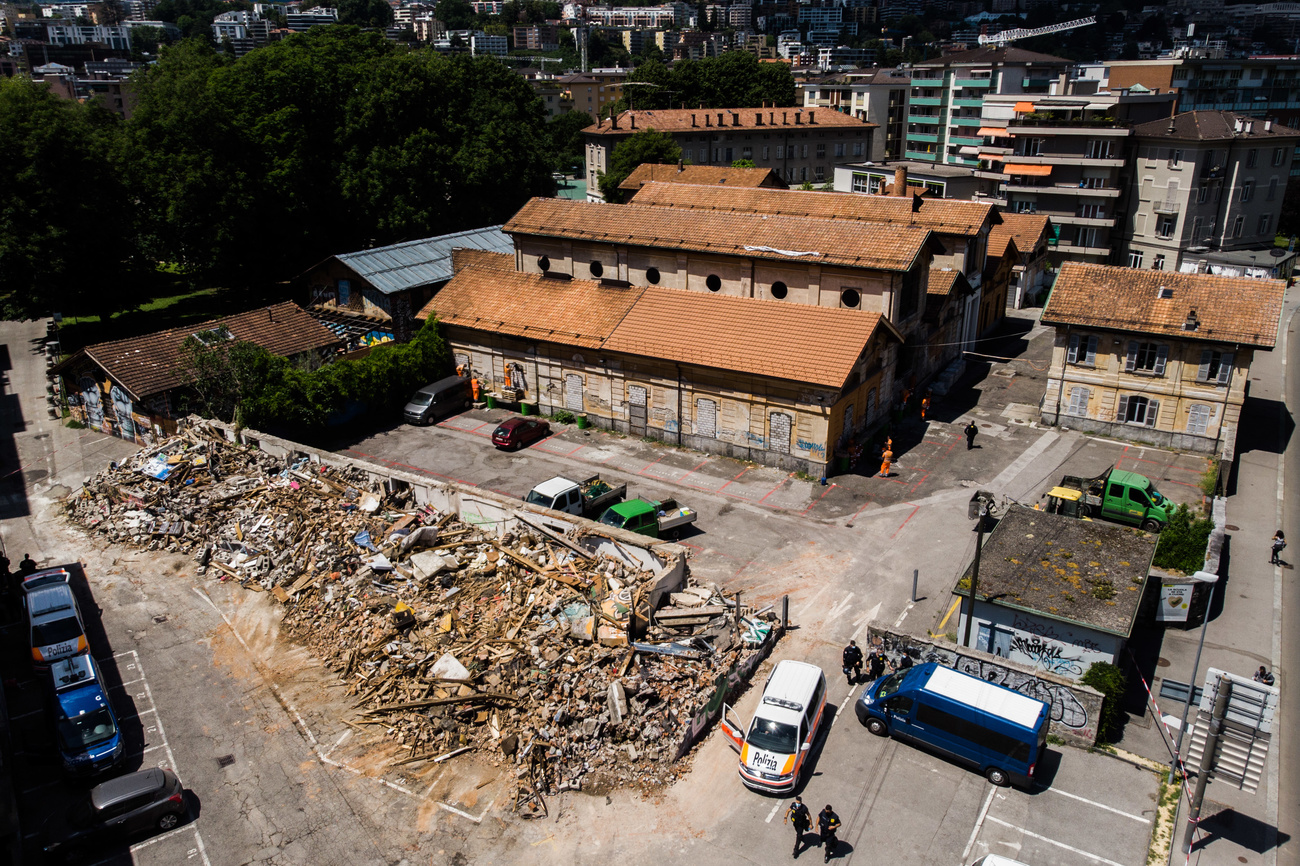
126;29;554;284
337;0;394;27
596;129;682;204
611;53;796;113
548;110;596;173
0;77;141;320
0;29;556;319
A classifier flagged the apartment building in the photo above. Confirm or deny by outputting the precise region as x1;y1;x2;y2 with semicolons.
1122;111;1300;272
583;107;877;200
583;4;677;27
1106;55;1300;134
907;46;1072;168
800;67;911;161
978;82;1177;265
558;70;628;121
512;24;559;51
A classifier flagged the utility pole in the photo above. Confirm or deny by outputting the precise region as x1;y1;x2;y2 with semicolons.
1181;674;1231;855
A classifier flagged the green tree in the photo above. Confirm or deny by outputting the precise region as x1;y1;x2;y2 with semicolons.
596;128;681;203
436;0;475;29
0;77;141;320
730;158;755;168
549;109;596;172
1080;661;1128;744
611;51;796;113
338;0;394;27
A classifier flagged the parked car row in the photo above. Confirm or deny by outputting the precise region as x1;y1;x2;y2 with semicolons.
16;567;188;860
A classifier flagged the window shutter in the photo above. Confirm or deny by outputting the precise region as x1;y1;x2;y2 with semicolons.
1217;352;1234;384
1116;394;1130;422
1125;342;1138;372
1145;399;1160;428
1153;345;1168;376
1198;349;1212;381
1067;334;1080;364
1085;336;1097;366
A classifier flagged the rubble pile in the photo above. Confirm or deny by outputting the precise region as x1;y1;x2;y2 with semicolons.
65;422;779;800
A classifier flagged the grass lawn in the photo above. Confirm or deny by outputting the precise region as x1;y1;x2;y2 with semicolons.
58;282;292;353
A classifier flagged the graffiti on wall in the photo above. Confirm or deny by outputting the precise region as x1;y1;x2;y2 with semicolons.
867;628;1097;743
673;626;781;762
796;439;826;458
1007;635;1084;677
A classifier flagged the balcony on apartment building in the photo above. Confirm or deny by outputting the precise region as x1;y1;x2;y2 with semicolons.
1006;111;1130;135
1000;168;1123;197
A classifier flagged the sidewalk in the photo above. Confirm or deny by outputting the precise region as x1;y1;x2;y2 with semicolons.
1112;292;1295;866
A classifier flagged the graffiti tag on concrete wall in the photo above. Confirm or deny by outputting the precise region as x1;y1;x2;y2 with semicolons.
867;627;1099;745
796;439;826;457
1007;635;1085;677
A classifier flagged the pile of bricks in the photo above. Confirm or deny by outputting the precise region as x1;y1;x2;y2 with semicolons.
64;421;779;801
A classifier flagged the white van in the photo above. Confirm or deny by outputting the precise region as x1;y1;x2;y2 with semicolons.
720;660;827;793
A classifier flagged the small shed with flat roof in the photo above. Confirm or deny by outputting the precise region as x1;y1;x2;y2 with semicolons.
952;504;1157;680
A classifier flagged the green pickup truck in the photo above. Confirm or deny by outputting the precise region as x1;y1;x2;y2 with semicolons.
598;498;696;539
1057;466;1171;531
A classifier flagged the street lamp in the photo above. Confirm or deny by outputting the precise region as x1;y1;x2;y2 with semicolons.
1167;569;1221;785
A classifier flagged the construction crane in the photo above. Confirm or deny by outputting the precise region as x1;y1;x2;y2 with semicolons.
978;16;1096;48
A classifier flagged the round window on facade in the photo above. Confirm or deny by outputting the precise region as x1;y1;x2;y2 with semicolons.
645;266;661;285
841;289;861;309
771;280;788;300
590;260;604;278
538;255;550;272
706;274;722;292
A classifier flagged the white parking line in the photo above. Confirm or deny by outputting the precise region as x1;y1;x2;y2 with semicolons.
959;786;997;864
983;815;1127;866
191;586;486;824
1040;786;1151;823
110;650;211;866
765;799;783;824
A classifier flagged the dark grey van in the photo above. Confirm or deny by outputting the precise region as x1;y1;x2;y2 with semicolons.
404;375;472;425
42;768;186;858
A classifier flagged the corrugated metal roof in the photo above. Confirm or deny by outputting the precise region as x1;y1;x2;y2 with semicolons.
336;226;514;295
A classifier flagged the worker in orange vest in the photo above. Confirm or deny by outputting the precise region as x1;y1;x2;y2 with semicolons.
471;377;481;401
879;438;894;477
921;391;931;421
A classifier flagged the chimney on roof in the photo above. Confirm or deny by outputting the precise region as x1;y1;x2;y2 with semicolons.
717;112;724;126
691;113;697;127
678;159;683;172
893;165;908;197
1244;119;1254;134
732;111;740;126
770;111;775;125
630;114;636;129
611;114;619;130
1234;117;1244;133
705;113;711;127
756;112;763;125
1266;119;1274;131
598;117;603;128
809;110;816;124
1184;309;1199;331
783;111;788;125
795;111;802;125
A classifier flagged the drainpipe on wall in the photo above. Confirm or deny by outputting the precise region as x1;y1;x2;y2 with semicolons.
676;364;684;446
1054;325;1071;427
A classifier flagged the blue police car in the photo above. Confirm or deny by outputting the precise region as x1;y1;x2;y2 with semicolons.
48;654;124;776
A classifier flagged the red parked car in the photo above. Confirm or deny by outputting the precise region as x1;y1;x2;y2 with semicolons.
492;417;551;450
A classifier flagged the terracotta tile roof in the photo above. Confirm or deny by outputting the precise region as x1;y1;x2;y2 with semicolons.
628;182;996;238
503;197;931;272
926;267;961;297
582;106;876;136
1131;110;1300;141
914;46;1071;67
417;267;644;349
451;248;514;274
620;163;786;192
988;213;1049;260
1043;263;1285;348
418;266;900;388
64;303;342;401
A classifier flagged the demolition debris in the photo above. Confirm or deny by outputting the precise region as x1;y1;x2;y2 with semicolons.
65;421;780;801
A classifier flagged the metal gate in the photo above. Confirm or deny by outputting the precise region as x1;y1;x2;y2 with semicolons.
695;398;717;438
770;411;792;454
564;374;584;412
628;385;647;435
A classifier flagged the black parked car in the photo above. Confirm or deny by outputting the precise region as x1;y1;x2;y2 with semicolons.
43;768;186;860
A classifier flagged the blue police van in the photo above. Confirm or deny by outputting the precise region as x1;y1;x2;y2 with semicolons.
856;662;1049;788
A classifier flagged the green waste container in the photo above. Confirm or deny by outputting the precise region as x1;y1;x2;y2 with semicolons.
577;415;590;430
836;456;851;473
485;395;496;409
520;402;533;416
